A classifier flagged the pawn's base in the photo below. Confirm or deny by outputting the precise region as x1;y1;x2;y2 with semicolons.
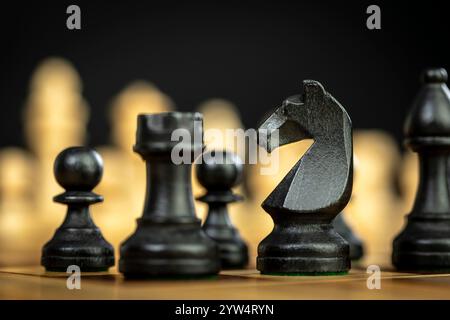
348;244;364;262
333;214;364;261
217;242;249;270
44;261;112;273
41;228;115;272
257;223;350;274
119;219;220;278
203;226;249;270
257;257;350;274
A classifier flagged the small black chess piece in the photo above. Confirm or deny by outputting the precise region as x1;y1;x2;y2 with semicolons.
257;80;352;275
333;214;364;261
119;112;220;278
393;68;450;271
196;150;249;269
41;147;114;272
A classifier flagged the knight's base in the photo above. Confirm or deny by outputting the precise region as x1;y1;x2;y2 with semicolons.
256;222;350;274
257;256;350;274
260;271;348;276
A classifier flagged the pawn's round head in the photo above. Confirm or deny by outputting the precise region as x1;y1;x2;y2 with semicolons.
54;147;103;191
422;68;448;84
196;150;243;191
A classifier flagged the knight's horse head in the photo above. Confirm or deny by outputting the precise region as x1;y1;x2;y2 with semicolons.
258;80;353;218
258;94;311;152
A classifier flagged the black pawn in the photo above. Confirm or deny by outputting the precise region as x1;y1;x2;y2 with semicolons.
196;150;249;269
41;147;114;271
393;68;450;271
119;112;220;278
333;214;364;261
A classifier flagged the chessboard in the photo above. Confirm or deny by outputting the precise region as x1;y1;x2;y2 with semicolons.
1;265;450;299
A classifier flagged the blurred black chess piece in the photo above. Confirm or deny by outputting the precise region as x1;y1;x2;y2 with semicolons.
393;68;450;271
257;80;352;274
41;147;115;271
196;150;249;269
119;112;220;278
333;214;364;261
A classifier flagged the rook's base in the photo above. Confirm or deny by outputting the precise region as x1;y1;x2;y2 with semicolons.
120;219;220;278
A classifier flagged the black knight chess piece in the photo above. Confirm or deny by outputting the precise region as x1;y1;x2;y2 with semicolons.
393;68;450;271
257;80;353;275
196;150;249;269
119;112;220;278
333;214;364;261
41;147;115;271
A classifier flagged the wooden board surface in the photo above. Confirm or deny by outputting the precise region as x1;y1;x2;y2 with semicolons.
1;265;450;299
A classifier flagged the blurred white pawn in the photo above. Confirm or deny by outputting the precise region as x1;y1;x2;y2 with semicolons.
92;147;134;253
345;130;404;267
23;57;89;229
0;148;38;266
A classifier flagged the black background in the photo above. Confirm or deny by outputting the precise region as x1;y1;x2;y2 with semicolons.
1;0;449;149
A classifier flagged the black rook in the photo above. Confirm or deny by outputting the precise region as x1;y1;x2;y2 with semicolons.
119;112;220;278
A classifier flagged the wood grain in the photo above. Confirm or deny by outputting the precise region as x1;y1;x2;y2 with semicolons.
1;266;450;299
